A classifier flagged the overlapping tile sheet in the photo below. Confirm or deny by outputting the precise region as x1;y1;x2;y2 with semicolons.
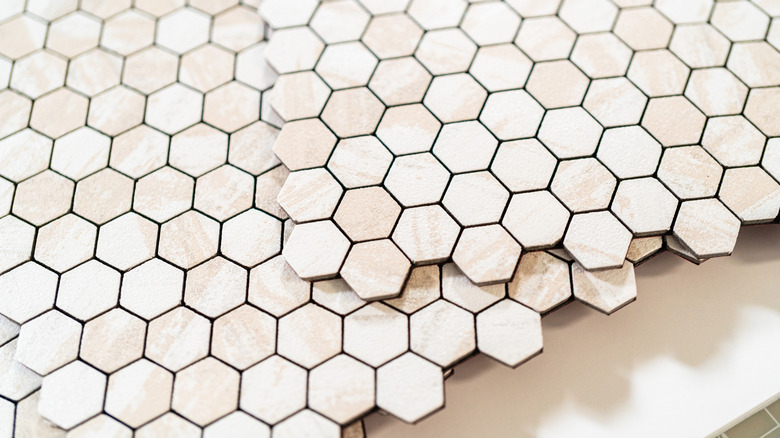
264;0;780;295
0;1;629;436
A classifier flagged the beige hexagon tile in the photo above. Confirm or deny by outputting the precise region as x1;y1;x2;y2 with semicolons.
80;309;145;373
572;261;637;315
145;307;211;372
15;310;81;375
477;299;543;367
240;355;307;424
410;300;476;368
508;251;572;314
309;354;375;424
38;361;105;429
172;357;239;426
212;305;275;370
452;225;522;285
120;258;184;320
376;352;444;423
105;359;173;428
277;303;341;369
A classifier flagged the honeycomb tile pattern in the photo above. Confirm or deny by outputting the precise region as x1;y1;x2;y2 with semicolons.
0;1;622;436
265;0;780;292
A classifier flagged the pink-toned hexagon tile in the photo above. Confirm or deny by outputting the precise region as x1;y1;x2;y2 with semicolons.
0;1;647;436
262;0;780;296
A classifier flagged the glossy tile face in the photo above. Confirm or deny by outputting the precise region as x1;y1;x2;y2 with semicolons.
264;0;780;290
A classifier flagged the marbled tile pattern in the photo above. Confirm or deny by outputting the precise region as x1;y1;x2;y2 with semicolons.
0;1;653;436
264;0;780;292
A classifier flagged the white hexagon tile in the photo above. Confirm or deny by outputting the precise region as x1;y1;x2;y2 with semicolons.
264;0;780;294
0;0;777;437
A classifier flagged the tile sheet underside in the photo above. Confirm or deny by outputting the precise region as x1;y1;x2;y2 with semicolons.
0;1;656;437
265;0;780;296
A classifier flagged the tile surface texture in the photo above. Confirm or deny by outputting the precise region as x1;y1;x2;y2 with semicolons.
0;0;779;437
264;0;780;293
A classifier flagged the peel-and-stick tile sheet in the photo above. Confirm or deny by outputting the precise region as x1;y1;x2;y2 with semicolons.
0;1;636;437
265;0;780;298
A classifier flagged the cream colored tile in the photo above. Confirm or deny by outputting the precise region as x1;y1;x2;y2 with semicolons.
212;305;275;370
172;357;239;426
410;300;475;367
135;413;199;438
0;396;12;438
597;126;662;179
96;212;157;271
88;86;145;136
343;303;406;367
229;121;280;175
480;90;544;141
268;72;331;122
477;299;542;367
424;74;487;123
203;411;270;438
712;1;769;42
10;51;67;99
312;279;366;316
384;265;441;314
703;116;766;167
110;125;168;178
559;0;617;33
169;123;227;177
655;0;713;24
0;216;35;274
39;361;105;429
572;33;632;79
334;187;400;242
122;47;179;94
491;139;555;192
461;1;519;45
572;261;636;314
180;45;234;93
453;225;521;285
265;27;323;74
0;262;57;324
101;10;154;56
611;178;678;236
515;16;575;62
283;220;351;280
56;260;119;321
393;206;460;265
274;410;340;438
503;191;570;250
73;169;133;225
628;50;690;97
658;146;723;199
66;49;122;97
685;68;748;117
310;0;369;43
506;0;561;16
278;169;342;223
309;354;375;424
539;107;602;159
728;42;780;88
376;352;444;423
120;258;183;320
145;307;211;372
614;7;672;50
16;310;81;375
156;7;210;54
442;262;503;312
273;119;336;172
185;257;246;318
277;303;341;369
34;214;96;273
322;88;385;138
0;129;51;182
145;84;204;135
328;137;392;188
469;44;532;92
248;255;310;317
0;15;47;60
508;251;571;313
105;359;172;427
29;88;88;139
341;239;411;301
416;29;476;75
194;165;253;221
67;415;132;438
80;309;145;373
369;57;432;106
358;0;407;14
443;172;508;226
361;14;422;59
583;77;647;128
316;42;377;89
79;0;129;18
642;96;706;147
563;211;632;271
745;87;780;137
241;355;307;424
0;339;41;401
134;0;182;16
134;167;193;222
435;121;497;172
0;90;31;139
190;0;236;15
260;0;317;27
385;153;450;207
51;127;109;180
670;24;730;68
626;236;663;265
158;211;220;269
221;209;281;267
673;199;741;259
204;82;260;133
551;158;616;213
527;60;589;109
